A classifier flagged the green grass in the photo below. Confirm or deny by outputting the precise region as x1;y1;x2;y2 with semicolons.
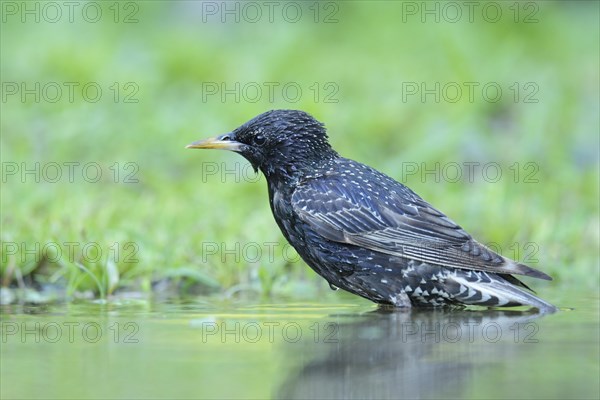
1;1;598;302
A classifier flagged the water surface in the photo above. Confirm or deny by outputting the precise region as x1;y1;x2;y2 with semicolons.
1;288;598;399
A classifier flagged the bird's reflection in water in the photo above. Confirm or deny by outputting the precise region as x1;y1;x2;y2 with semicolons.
277;308;547;400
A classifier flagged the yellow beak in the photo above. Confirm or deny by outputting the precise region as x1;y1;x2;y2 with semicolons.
186;133;242;151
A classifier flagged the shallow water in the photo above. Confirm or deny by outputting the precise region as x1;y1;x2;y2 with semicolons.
1;288;598;399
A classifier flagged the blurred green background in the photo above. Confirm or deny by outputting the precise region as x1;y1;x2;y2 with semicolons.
1;1;598;303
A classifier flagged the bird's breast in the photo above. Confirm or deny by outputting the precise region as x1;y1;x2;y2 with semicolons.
268;184;299;237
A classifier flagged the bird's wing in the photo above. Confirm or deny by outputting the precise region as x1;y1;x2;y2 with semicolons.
292;171;551;280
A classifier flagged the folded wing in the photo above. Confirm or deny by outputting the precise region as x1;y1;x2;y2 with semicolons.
292;169;551;280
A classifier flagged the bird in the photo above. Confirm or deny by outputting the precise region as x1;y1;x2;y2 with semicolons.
186;110;557;312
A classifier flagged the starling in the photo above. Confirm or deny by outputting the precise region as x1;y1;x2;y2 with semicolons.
187;110;557;312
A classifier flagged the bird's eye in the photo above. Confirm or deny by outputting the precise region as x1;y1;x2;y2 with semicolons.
254;135;266;145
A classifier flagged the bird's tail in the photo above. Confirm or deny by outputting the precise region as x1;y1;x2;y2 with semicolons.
445;270;558;313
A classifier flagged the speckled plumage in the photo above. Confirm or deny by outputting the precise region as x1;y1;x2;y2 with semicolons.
188;110;557;312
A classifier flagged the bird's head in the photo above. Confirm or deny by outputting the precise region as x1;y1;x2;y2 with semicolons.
187;110;338;181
